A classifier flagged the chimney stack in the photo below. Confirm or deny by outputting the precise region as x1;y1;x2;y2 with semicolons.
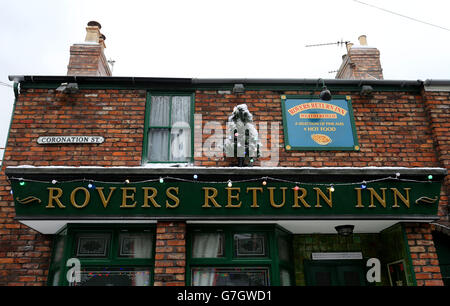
336;35;383;80
67;21;112;76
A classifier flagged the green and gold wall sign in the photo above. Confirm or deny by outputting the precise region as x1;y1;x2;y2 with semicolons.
10;179;441;220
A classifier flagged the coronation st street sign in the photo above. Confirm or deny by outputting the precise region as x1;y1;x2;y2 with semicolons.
37;136;104;145
10;180;441;219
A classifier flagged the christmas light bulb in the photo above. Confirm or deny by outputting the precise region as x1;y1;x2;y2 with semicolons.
227;180;232;188
159;178;164;183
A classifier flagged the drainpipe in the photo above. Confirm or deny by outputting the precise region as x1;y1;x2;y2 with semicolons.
1;82;19;169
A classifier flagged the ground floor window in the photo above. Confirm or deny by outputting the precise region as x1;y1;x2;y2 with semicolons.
48;224;155;286
187;224;294;286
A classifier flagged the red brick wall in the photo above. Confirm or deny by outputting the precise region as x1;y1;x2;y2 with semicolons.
3;88;145;167
67;44;112;76
0;85;448;286
423;90;450;220
0;88;146;285
405;223;444;286
154;221;186;286
336;48;383;80
195;90;439;168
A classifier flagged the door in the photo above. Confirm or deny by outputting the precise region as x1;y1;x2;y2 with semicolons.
305;260;366;286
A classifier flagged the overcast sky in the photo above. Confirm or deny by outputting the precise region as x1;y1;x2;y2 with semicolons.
1;0;449;160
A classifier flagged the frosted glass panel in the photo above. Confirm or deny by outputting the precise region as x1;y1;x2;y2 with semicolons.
280;269;292;286
147;95;191;162
192;233;223;258
234;233;267;257
148;129;169;161
150;96;170;126
76;234;110;257
171;96;190;125
170;127;190;161
119;233;153;259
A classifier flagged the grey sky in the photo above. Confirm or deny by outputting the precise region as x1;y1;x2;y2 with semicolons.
1;0;449;160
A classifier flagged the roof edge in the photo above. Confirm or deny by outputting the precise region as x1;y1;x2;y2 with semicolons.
8;75;431;88
5;166;447;177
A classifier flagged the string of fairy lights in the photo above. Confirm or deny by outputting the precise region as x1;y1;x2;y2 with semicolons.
9;172;435;194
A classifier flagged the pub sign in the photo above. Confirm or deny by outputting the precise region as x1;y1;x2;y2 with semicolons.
281;95;359;151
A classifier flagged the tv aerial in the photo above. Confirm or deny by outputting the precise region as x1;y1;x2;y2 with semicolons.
305;39;350;48
305;39;350;75
107;58;116;73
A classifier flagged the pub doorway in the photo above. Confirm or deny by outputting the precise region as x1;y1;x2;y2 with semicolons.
304;260;366;286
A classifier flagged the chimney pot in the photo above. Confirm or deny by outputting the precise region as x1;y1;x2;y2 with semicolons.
67;21;112;76
358;35;367;46
346;43;353;52
87;21;102;29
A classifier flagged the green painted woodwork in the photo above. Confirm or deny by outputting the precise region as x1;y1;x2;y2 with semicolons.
294;233;388;286
47;224;156;286
141;92;195;164
186;224;294;286
293;223;415;286
381;223;415;285
433;231;450;286
11;179;441;219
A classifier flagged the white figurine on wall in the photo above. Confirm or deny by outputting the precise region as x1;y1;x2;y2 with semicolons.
224;104;260;166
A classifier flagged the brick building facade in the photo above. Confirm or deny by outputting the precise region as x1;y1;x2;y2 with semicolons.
0;23;449;286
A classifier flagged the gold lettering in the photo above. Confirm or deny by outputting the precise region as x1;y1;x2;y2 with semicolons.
268;187;287;208
355;188;364;208
368;188;387;208
391;188;411;208
166;187;180;208
246;187;263;208
202;187;221;208
313;187;333;208
70;187;90;209
46;187;65;208
142;187;161;208
292;187;311;208
226;187;242;208
120;187;137;208
96;187;116;208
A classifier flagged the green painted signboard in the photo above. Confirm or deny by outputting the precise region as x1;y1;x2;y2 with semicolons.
10;179;441;220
